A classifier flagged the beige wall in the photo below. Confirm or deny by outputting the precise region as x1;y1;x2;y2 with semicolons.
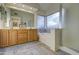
39;29;61;51
62;4;79;51
39;30;55;51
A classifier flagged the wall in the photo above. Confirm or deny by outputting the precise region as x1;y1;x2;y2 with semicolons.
39;29;61;51
39;29;55;51
62;4;79;51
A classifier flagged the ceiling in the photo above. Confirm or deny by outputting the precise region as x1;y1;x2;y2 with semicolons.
24;3;60;15
24;3;72;16
38;3;59;11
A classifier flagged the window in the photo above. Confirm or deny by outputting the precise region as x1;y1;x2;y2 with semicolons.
47;12;60;28
37;10;64;33
37;16;50;33
37;16;44;29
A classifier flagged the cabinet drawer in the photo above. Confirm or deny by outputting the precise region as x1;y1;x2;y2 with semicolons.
18;31;28;34
17;36;28;44
18;33;28;36
18;35;28;39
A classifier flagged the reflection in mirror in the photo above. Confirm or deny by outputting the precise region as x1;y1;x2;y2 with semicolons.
10;9;34;28
0;5;7;28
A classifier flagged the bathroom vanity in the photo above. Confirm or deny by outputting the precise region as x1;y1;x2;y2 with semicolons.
0;29;38;47
0;4;38;47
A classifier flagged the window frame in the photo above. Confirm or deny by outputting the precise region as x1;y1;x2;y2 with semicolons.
47;12;60;29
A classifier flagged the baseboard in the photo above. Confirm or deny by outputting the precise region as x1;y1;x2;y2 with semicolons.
60;46;79;55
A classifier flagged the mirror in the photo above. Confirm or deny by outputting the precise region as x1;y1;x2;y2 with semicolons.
0;4;35;29
0;5;7;28
10;9;34;28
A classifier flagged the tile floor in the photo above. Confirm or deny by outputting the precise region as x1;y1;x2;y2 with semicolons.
0;41;69;55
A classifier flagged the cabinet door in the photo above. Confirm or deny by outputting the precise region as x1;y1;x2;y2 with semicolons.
17;29;28;44
33;29;38;41
28;29;38;42
9;30;17;45
0;30;1;47
0;30;9;47
28;29;33;41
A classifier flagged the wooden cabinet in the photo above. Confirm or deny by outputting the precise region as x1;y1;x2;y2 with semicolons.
0;30;9;47
33;29;38;41
28;29;33;41
28;29;38;42
0;30;1;46
17;29;28;44
0;29;38;47
9;29;17;46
